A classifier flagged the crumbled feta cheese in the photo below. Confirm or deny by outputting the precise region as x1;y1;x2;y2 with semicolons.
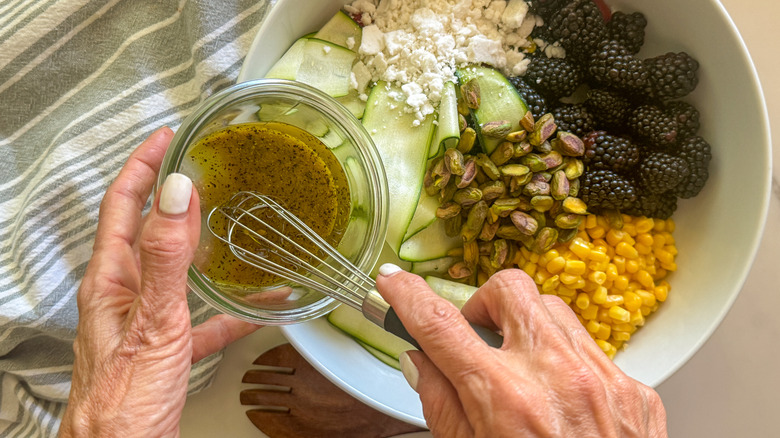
346;36;356;50
350;0;541;121
359;24;385;56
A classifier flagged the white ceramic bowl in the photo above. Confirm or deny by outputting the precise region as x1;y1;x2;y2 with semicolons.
238;0;771;428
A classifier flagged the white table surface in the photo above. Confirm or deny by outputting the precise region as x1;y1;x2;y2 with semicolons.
180;1;780;436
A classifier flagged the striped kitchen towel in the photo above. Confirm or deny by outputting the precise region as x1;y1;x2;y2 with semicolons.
0;0;273;435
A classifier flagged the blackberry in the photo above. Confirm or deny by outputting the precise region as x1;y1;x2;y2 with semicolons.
637;152;689;194
580;169;637;211
627;105;679;149
585;88;632;129
624;189;678;219
509;76;548;119
588;39;648;92
527;0;568;19
582;131;640;174
523;57;583;100
665;101;701;139
551;104;594;137
645;52;700;100
547;0;608;61
673;136;712;198
606;11;647;54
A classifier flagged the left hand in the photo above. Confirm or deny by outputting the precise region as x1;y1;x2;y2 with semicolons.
59;127;261;438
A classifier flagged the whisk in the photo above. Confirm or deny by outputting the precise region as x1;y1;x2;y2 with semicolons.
207;191;503;349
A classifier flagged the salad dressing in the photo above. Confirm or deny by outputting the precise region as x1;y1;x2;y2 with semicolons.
183;122;350;289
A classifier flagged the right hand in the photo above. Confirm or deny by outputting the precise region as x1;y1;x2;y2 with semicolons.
375;267;667;438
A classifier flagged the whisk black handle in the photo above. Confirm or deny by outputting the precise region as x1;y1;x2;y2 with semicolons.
383;307;504;350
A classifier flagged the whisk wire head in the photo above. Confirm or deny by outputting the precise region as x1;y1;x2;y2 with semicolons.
207;192;375;309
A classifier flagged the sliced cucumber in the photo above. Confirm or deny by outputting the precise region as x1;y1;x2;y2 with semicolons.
399;218;461;262
266;38;356;98
456;66;528;154
402;190;439;242
328;305;416;359
335;88;367;119
314;10;362;50
430;81;460;158
411;256;456;277
297;38;356;97
425;276;478;310
265;38;306;80
362;82;435;255
356;340;401;370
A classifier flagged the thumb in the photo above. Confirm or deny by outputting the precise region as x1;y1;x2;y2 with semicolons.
138;173;201;317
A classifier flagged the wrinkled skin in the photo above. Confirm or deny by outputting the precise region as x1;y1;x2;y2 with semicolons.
376;269;667;438
59;128;260;438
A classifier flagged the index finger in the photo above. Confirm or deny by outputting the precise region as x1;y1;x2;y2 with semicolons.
375;267;495;381
94;127;174;252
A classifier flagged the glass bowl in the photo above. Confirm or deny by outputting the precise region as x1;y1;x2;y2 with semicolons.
158;79;388;324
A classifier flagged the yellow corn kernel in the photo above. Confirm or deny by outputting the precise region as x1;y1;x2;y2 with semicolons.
635;217;655;234
546;256;566;274
612;323;635;333
612;331;631;342
613;256;626;274
587;249;608;263
597;308;613;323
663;233;677;246
636;270;654;289
585;214;598;228
587;226;606;239
653;219;666;232
581;303;598;320
623;291;642;312
635;242;652;255
608;306;631;323
606;229;625;247
520;247;533;260
565;260;587;275
666;219;676;232
604;294;625;307
575;293;590;310
654;248;675;265
636;233;652;248
660;262;677;272
558;296;572;305
533;268;551;285
630;309;645;326
635;290;657;307
616;241;639;259
586;319;601;333
556;286;576;298
654;283;670;302
529;252;540;263
523;262;538;278
569;238;591;259
605;263;618;280
542;275;560;293
613;275;629;291
591;286;608;304
653;267;668;281
559;272;580;286
588;270;607;285
581;281;598;292
625;259;640;274
596;323;611;340
640;306;652;316
571;278;587;290
588;259;609;272
622;223;637;236
595;339;613;354
541;249;560;266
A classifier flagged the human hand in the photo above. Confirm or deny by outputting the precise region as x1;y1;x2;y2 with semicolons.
376;266;667;438
59;127;261;438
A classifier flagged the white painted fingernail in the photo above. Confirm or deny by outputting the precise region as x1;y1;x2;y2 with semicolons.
399;351;419;392
378;263;403;277
159;173;192;215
